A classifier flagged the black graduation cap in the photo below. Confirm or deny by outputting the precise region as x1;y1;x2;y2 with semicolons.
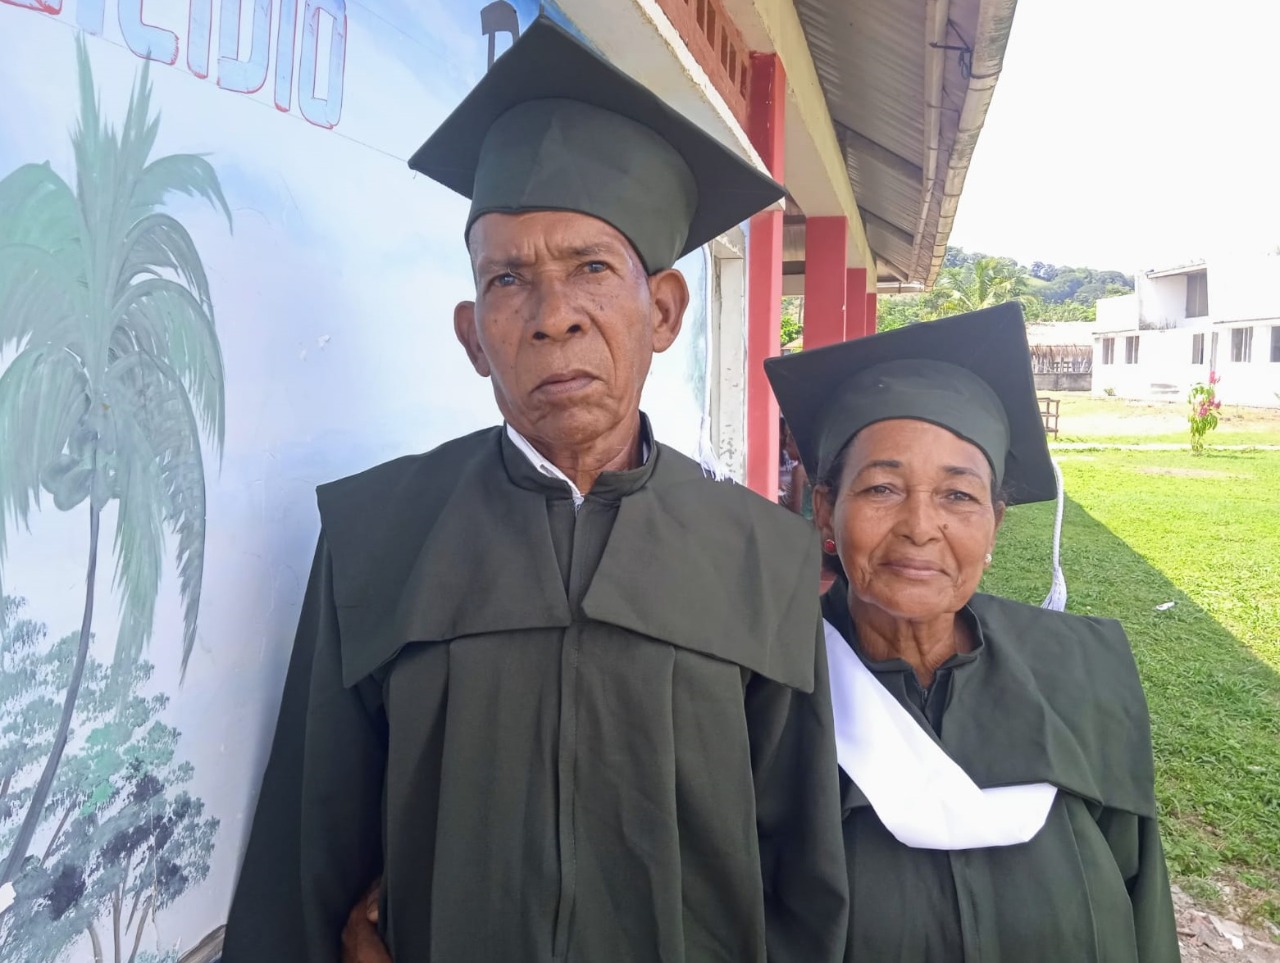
408;16;784;273
765;302;1057;505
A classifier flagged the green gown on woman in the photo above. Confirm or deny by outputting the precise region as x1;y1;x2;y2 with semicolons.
823;583;1180;963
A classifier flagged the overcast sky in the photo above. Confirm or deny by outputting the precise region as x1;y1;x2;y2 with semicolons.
949;0;1280;274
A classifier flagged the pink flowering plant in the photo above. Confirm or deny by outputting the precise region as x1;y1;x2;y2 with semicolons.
1187;371;1223;455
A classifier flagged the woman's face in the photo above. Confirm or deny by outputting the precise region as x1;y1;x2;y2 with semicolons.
814;419;1004;622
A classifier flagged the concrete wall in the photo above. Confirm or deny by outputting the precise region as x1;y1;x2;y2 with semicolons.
1034;372;1092;392
0;4;739;959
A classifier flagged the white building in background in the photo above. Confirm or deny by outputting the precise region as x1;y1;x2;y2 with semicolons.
1093;255;1280;407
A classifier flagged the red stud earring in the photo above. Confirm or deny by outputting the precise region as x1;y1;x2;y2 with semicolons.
822;538;837;555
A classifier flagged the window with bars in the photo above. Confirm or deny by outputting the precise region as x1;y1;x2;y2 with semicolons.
1231;327;1253;363
1101;337;1115;364
1271;326;1280;363
1125;335;1140;364
1185;270;1209;318
1191;333;1205;365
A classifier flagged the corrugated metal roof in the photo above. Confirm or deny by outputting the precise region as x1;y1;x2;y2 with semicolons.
792;0;1007;287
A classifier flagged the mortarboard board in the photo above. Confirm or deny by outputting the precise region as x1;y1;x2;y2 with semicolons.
408;16;784;273
765;302;1057;505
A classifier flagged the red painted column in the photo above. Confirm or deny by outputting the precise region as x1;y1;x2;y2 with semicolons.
845;268;868;340
866;292;878;335
802;216;847;349
745;53;785;500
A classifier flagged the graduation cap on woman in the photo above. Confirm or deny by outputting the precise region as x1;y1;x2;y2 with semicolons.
408;16;784;273
765;302;1068;608
764;302;1057;504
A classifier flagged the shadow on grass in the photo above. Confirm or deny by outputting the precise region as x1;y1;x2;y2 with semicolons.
983;495;1280;926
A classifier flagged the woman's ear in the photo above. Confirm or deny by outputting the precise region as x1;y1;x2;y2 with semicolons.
813;483;834;540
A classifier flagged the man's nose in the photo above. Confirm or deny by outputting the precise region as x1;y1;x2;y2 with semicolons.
529;280;588;341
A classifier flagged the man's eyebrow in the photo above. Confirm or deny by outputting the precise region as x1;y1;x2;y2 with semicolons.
564;243;620;259
943;465;985;480
475;254;532;273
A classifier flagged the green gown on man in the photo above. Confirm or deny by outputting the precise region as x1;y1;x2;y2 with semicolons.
222;424;848;962
822;583;1180;963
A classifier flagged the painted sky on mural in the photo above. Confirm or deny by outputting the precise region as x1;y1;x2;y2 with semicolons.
951;0;1280;272
0;1;709;955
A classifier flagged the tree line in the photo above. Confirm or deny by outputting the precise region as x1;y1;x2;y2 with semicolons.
780;247;1135;345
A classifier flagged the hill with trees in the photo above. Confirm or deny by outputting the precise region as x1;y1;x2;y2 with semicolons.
877;247;1134;333
780;247;1135;346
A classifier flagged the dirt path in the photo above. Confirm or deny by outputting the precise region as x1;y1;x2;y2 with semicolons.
1175;887;1280;961
1045;394;1280;440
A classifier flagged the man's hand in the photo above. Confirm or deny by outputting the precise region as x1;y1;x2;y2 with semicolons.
340;877;391;963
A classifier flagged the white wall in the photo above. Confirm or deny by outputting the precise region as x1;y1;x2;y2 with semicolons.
1093;328;1198;398
1136;272;1190;329
1214;322;1280;407
1093;323;1280;407
1096;292;1138;332
1204;254;1280;323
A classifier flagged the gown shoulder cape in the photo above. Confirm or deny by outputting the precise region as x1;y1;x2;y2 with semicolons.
823;587;1180;963
223;426;848;963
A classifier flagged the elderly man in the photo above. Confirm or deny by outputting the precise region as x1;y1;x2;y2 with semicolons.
222;18;846;963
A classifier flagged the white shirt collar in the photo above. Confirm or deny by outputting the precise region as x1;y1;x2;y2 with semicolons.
505;424;651;510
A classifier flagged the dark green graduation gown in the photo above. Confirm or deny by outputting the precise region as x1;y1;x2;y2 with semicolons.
222;425;848;963
822;586;1179;963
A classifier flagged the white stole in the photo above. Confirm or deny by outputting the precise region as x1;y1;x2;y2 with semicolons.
824;619;1057;850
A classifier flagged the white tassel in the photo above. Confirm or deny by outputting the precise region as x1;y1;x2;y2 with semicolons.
1040;457;1068;612
696;414;730;482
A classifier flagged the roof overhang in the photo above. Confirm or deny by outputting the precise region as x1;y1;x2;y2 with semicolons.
552;0;1015;295
746;0;1018;291
1146;261;1207;279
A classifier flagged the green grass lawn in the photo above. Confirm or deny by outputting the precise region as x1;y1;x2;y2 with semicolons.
981;448;1280;926
1055;431;1280;447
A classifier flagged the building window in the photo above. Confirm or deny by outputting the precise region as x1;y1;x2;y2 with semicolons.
1125;335;1140;364
1186;270;1209;318
1101;337;1115;365
1231;326;1253;363
1272;326;1280;363
1191;333;1205;365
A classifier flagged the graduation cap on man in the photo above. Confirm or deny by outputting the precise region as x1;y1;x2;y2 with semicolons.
408;16;783;273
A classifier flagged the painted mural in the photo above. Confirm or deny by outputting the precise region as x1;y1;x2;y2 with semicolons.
0;1;719;960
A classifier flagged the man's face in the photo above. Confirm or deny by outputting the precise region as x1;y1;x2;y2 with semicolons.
454;211;688;452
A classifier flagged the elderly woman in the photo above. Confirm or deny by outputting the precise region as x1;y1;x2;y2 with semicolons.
765;303;1180;962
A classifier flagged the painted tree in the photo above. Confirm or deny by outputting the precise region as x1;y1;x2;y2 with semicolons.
0;662;218;963
0;38;230;884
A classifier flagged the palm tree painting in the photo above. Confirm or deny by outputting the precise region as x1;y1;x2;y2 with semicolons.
0;35;230;885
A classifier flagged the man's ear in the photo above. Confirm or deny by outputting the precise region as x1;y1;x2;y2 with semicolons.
454;300;491;377
647;268;688;354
